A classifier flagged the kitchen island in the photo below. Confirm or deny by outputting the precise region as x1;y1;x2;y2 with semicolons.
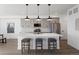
17;33;62;50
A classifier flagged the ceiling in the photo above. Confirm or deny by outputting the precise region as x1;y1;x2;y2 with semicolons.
51;4;76;15
0;4;76;18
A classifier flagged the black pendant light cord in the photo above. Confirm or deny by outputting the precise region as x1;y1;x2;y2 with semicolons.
25;4;29;19
25;4;52;19
37;4;40;19
48;4;51;19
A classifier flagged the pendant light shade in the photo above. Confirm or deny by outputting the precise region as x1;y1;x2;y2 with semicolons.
25;4;30;21
48;16;52;19
37;16;40;21
25;16;29;21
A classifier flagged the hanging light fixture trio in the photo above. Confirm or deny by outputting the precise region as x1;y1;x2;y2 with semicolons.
24;4;52;21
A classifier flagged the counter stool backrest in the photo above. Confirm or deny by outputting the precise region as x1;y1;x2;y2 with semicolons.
48;38;56;42
36;38;43;42
22;38;31;42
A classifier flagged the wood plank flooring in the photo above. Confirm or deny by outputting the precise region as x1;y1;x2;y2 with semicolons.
0;39;79;55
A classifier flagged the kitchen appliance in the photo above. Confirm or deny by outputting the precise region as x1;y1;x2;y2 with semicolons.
34;29;41;34
34;23;41;27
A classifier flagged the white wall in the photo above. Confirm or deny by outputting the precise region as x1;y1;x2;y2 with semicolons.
67;5;79;50
0;18;21;39
60;14;67;40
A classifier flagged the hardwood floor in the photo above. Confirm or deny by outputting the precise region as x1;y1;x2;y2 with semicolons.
59;40;79;55
0;39;21;55
0;39;79;55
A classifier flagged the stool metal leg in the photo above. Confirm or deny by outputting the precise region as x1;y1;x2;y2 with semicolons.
21;42;24;54
28;42;30;54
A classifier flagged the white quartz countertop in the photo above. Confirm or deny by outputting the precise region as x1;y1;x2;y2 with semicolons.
18;32;62;37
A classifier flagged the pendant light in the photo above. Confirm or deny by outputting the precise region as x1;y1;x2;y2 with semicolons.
25;4;30;21
36;4;41;21
47;4;52;21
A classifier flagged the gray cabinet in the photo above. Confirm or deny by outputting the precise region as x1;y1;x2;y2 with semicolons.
53;23;61;34
48;17;61;34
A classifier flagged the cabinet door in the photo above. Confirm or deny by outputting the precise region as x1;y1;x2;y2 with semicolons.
53;23;57;33
53;23;60;34
57;23;61;34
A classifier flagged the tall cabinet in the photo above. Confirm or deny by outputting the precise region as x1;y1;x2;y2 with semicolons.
53;23;61;34
49;17;61;34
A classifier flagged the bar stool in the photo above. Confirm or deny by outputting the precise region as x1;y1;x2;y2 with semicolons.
48;38;57;50
36;38;43;54
21;38;31;54
0;38;7;43
0;34;7;43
